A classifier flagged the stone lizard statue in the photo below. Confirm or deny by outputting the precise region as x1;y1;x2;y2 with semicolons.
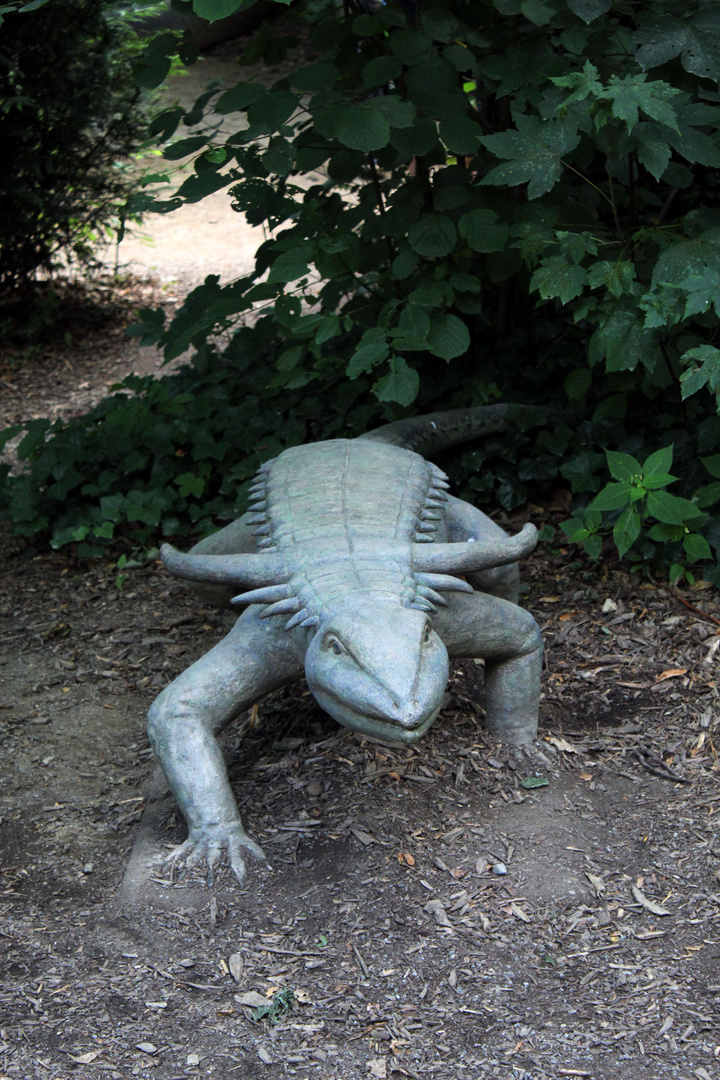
150;404;544;882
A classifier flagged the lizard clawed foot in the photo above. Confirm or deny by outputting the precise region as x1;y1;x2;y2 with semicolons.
164;823;270;886
509;738;557;773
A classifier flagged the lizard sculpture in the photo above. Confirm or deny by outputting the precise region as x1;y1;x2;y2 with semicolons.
150;403;544;882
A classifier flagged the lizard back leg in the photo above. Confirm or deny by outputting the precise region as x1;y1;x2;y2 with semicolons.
147;605;303;881
433;590;542;746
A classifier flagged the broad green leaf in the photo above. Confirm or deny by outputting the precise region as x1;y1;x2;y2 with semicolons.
643;445;674;482
606;450;641;482
352;12;381;36
647;490;685;525
289;62;339;92
530;257;588;304
405;56;467;120
371;95;416;129
421;8;460;41
682;268;720;320
374;356;420;406
613;506;641;558
680;345;720;401
702;455;720;480
390;119;439;157
362;56;403;88
521;776;549;789
635;9;720;85
559;450;604;492
648;523;682;542
315;315;340;345
521;0;553;25
392;247;419;279
458;210;509;253
410;281;455;307
175;473;206;499
567;0;610;24
705;565;720;588
550;60;602;105
216;82;264;114
267;244;314;284
398;305;430;338
449;274;481;294
134;33;178;91
427;314;470;360
601;74;680;133
667;112;720;168
589;306;660;373
439;116;483;155
634;123;672;180
480;115;581;199
247;91;297;133
563;369;592;399
335;104;391;152
176;170;233;203
584;534;603;561
347;330;389;377
192;0;255;20
163;136;208;161
408;215;458;258
587;260;636;298
590;482;632;512
388;29;433;63
695;483;720;509
684;533;712;562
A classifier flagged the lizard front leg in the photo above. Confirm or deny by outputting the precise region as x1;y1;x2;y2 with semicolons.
147;606;303;882
434;590;543;746
443;495;521;604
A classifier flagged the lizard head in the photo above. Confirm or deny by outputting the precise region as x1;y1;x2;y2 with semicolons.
304;602;449;745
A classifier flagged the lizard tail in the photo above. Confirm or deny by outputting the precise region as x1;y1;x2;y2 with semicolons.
356;403;539;457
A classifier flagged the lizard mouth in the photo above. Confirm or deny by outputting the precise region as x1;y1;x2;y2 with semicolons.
311;687;442;745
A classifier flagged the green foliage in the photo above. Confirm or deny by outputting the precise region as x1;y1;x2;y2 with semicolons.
1;0;720;585
251;987;294;1025
0;0;151;292
560;445;715;583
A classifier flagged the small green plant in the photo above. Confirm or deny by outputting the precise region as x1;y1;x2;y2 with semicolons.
561;447;720;584
115;553;129;591
251;988;294;1025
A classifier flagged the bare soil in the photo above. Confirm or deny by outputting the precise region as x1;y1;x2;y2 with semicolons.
1;33;720;1080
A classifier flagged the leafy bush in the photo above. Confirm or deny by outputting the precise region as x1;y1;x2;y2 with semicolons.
1;0;720;585
0;0;151;293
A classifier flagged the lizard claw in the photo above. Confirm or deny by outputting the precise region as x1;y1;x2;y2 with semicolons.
509;738;557;772
164;823;271;885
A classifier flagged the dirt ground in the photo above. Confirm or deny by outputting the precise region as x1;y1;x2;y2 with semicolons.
1;31;720;1080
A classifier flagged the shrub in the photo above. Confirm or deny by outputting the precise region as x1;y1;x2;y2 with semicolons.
0;0;149;292
1;0;720;585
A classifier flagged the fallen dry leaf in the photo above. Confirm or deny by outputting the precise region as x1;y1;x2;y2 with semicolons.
228;951;244;982
367;1057;387;1078
586;872;606;896
235;991;272;1009
505;902;531;923
69;1051;102;1065
424;899;451;927
631;885;671;916
350;826;374;846
654;668;688;684
545;735;581;754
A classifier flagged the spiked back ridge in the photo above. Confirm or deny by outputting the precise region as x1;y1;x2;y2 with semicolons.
162;435;537;630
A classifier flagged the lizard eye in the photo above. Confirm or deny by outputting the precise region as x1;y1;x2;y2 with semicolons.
325;635;345;656
423;624;432;646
